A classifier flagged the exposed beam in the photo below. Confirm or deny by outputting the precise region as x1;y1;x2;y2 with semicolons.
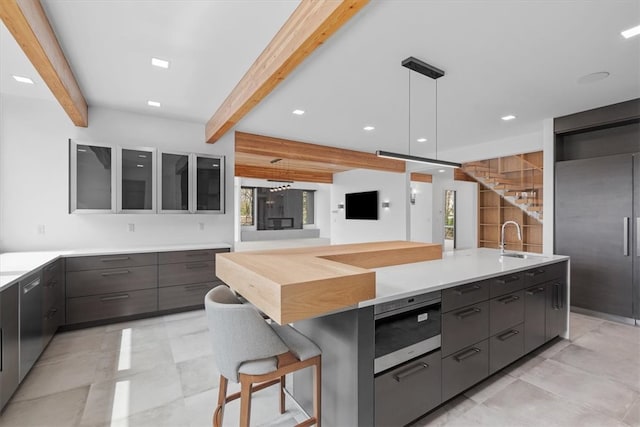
410;172;432;183
206;0;369;143
0;0;88;126
236;132;405;173
235;164;333;184
454;169;475;182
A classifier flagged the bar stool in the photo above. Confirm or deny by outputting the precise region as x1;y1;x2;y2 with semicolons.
205;286;321;427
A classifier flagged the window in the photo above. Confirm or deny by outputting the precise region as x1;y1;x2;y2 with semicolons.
240;187;255;226
302;190;315;225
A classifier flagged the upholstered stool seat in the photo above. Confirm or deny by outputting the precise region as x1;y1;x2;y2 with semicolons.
205;285;321;427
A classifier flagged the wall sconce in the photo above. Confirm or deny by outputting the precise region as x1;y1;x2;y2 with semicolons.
381;201;390;209
337;203;344;210
410;188;417;205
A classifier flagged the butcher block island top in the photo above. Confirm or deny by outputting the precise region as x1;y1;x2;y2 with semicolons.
215;241;442;324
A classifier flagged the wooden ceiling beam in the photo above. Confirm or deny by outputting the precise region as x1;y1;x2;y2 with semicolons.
205;0;369;143
235;164;334;184
236;132;405;173
410;173;433;183
0;0;88;126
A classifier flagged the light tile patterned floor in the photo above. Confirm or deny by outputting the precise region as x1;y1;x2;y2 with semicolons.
0;311;638;426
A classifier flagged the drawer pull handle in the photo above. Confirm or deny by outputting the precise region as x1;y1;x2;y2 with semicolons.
186;263;209;270
100;294;130;302
455;284;481;295
498;329;520;341
100;256;131;262
45;264;58;272
526;287;545;295
525;269;545;277
45;308;58;320
498;295;520;304
186;252;210;257
23;279;41;294
44;280;57;288
455;307;481;319
184;284;210;291
101;270;130;277
496;275;520;284
454;347;481;362
393;362;429;382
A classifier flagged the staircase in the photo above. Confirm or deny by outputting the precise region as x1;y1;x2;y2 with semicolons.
462;152;544;223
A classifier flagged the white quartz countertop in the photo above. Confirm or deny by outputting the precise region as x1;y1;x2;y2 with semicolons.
0;243;232;291
362;248;569;307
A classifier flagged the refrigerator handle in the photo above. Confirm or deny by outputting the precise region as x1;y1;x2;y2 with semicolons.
623;217;629;256
637;218;640;257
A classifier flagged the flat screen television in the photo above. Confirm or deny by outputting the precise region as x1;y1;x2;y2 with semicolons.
345;190;378;220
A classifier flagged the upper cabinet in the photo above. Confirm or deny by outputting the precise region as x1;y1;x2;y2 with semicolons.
69;140;224;214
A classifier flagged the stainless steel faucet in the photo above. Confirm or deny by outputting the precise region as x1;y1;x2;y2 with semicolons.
500;221;522;254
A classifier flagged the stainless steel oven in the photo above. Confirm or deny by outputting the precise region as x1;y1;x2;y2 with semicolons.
374;291;441;374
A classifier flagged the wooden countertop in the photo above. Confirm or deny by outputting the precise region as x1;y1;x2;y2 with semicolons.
215;241;442;324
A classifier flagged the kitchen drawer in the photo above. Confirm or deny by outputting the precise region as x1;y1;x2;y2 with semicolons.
159;281;221;310
490;323;524;374
159;261;216;287
43;301;64;346
442;280;490;313
524;261;566;287
375;351;441;427
43;259;64;308
67;289;158;324
489;272;525;298
489;290;524;336
66;265;158;298
442;339;489;401
158;248;228;264
42;259;63;286
66;252;157;272
442;301;489;357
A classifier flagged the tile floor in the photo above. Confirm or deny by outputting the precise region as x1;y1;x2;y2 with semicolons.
0;311;638;426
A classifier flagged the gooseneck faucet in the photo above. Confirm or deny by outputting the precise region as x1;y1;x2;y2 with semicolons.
500;221;522;255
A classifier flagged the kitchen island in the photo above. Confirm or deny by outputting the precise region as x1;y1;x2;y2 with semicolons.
217;243;569;426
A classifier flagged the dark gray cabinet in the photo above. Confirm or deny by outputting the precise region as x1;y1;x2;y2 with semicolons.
489;323;524;374
546;279;566;340
441;301;489;357
489;290;524;336
524;284;546;353
442;339;489;401
43;259;65;347
375;351;441;426
441;280;490;312
19;271;43;381
1;283;19;410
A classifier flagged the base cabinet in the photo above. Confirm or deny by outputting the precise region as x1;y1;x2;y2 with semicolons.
43;259;65;347
546;280;567;340
442;340;489;401
524;284;546;353
1;283;19;409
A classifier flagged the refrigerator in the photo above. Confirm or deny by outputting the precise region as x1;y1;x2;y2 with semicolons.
555;153;639;323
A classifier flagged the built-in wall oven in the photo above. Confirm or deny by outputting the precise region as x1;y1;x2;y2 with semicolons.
374;290;441;374
374;291;442;426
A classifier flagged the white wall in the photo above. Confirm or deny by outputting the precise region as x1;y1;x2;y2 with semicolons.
450;180;478;250
0;94;235;251
331;169;407;244
542;118;555;255
409;181;433;243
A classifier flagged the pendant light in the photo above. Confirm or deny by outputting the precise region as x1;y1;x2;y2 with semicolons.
376;56;461;169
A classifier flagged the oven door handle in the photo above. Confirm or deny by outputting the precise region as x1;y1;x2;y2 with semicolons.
392;362;429;382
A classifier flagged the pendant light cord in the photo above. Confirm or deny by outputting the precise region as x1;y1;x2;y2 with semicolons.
435;79;438;160
408;68;411;156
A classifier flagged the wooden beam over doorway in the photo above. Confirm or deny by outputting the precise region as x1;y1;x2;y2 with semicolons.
0;0;88;126
205;0;369;143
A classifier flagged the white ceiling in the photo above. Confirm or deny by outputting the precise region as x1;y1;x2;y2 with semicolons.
1;0;638;158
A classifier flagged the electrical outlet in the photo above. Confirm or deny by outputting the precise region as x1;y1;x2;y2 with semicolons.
128;223;135;232
37;224;45;235
199;222;205;231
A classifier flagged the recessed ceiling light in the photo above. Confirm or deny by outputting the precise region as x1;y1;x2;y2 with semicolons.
438;169;446;173
621;24;640;39
12;75;34;84
147;100;161;107
363;126;375;131
151;57;170;68
501;115;516;121
292;109;305;115
136;164;144;168
577;71;610;84
138;154;147;158
417;138;427;142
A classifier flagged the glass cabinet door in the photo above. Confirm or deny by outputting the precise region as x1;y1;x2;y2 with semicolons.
117;147;156;213
194;155;225;213
159;152;190;212
70;140;116;213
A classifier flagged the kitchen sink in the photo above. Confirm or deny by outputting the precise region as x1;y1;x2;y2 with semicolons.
500;252;544;260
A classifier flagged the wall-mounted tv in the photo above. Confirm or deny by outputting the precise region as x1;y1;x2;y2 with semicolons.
345;190;378;220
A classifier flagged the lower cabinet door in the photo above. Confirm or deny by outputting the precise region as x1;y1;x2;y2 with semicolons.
524;285;546;353
158;282;220;310
67;289;158;324
375;351;441;427
489;323;524;374
442;339;489;401
546;280;566;340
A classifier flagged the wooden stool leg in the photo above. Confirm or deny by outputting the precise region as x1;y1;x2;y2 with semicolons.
239;378;253;427
213;375;228;427
313;357;321;427
279;375;286;414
